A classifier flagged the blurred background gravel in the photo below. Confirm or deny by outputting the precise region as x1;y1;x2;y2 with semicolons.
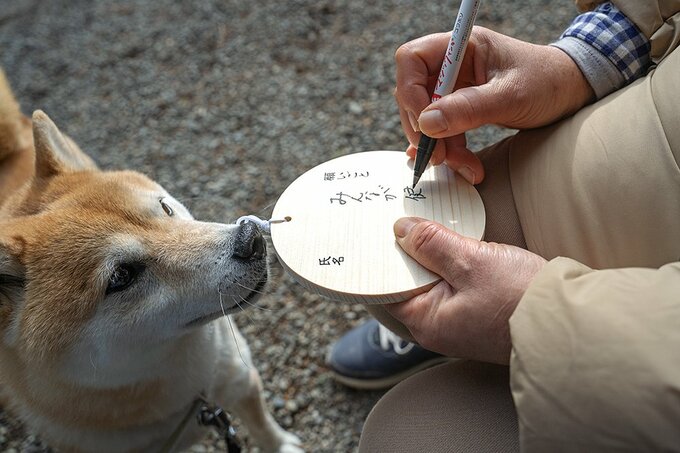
1;0;574;451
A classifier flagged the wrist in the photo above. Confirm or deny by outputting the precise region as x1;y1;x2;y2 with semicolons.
544;45;595;117
551;38;622;100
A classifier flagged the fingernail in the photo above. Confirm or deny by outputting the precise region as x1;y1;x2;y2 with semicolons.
458;165;476;185
407;110;420;132
418;109;447;134
406;144;417;159
394;217;422;239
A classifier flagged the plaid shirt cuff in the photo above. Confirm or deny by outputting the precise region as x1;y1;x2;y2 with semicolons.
552;2;651;98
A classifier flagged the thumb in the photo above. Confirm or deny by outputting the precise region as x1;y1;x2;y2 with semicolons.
394;217;467;279
418;84;505;138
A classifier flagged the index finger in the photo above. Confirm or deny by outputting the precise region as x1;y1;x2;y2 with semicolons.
394;33;451;117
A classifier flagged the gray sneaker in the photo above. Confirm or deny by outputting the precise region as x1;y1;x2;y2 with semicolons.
326;319;450;390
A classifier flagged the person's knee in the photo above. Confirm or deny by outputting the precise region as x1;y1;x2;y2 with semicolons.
359;361;519;452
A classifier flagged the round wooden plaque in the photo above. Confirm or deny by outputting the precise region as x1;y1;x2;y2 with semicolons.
270;150;485;304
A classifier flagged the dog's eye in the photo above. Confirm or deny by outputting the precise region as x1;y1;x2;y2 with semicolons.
160;198;174;217
106;263;145;295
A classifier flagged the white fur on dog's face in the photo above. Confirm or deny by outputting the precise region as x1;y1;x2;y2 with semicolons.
3;170;267;387
93;191;265;336
62;183;267;387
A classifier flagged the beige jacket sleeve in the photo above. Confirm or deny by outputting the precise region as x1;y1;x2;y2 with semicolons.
510;257;680;452
576;0;680;62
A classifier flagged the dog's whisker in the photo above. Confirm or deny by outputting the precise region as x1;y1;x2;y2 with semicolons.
231;281;255;292
221;279;275;311
234;280;267;295
256;200;277;215
245;200;278;226
225;314;249;369
238;296;274;312
232;295;245;312
218;288;227;317
218;288;249;368
231;295;258;326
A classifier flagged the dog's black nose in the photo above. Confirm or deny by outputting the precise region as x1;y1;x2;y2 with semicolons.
232;221;266;260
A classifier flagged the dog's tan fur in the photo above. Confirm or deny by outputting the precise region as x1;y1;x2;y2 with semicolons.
0;70;301;452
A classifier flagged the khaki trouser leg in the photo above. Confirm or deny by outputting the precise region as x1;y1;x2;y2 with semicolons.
359;361;519;453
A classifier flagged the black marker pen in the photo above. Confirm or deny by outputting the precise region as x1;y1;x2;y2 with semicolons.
413;0;481;188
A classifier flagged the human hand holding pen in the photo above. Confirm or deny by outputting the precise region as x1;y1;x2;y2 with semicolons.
394;26;595;185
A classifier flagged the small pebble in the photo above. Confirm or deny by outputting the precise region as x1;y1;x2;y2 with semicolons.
285;400;299;413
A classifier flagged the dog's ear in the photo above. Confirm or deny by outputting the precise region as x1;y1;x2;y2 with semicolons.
0;243;25;340
32;110;97;177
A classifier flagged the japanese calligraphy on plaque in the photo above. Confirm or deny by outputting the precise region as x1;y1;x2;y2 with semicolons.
270;150;485;304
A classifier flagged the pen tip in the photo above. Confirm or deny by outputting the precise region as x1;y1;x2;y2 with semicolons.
412;175;419;189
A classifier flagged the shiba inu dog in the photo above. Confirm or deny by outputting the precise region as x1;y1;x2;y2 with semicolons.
0;70;302;452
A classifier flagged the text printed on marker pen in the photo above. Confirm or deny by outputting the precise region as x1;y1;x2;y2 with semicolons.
432;0;481;102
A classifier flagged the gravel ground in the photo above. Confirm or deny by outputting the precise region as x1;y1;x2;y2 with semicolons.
1;1;574;451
